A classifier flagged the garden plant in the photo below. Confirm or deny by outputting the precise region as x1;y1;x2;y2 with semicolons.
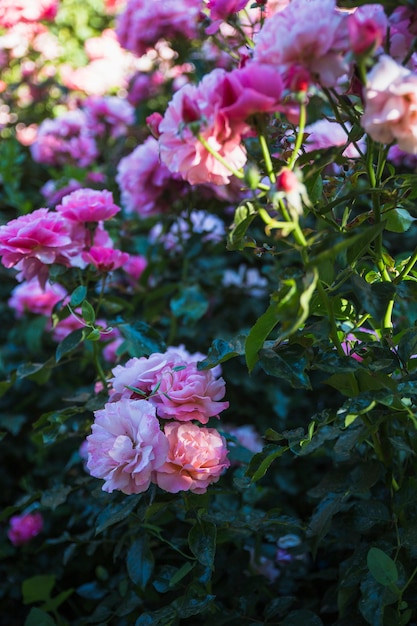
2;0;417;624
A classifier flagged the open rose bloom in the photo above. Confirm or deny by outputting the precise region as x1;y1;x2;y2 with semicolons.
87;347;230;494
361;55;417;154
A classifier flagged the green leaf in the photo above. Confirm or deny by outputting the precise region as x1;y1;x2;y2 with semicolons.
246;444;288;482
119;321;166;358
350;275;396;324
127;537;154;589
95;496;141;535
245;300;283;372
24;608;56;626
22;575;55;605
197;337;245;370
367;547;399;586
188;520;217;569
258;347;311;389
169;562;195;587
170;285;209;322
385;208;415;233
281;610;323;626
81;300;95;325
397;329;417;363
346;222;386;266
41;485;72;510
55;328;86;362
227;201;257;250
70;285;87;307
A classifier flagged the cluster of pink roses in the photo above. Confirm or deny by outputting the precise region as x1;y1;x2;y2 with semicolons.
86;346;230;495
30;95;135;168
0;188;140;286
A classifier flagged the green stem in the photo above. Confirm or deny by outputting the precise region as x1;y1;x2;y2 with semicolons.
317;281;345;356
287;102;306;170
197;134;244;179
258;131;276;184
93;341;107;388
395;247;417;283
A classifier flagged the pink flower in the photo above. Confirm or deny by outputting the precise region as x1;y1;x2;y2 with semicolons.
150;362;229;424
208;0;247;21
347;4;388;56
340;327;378;362
227;424;263;454
86;398;169;494
154;422;230;494
116;0;201;57
109;348;228;423
116;137;186;216
8;278;67;318
362;55;417;154
0;208;78;284
81;246;130;272
123;254;148;281
8;512;43;546
83;96;135;139
56;189;121;223
158;70;247;185
0;0;57;28
30;110;98;168
253;0;349;88
304;119;363;159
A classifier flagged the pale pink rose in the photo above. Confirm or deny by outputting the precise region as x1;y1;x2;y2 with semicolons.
116;137;186;216
86;398;169;494
81;246;130;272
116;0;201;57
30;110;98;168
158;71;247;185
8;277;67;318
0;208;78;284
362;55;417;154
61;60;126;96
304;119;363;159
347;4;388;56
253;0;349;88
154;422;230;494
227;424;263;454
151;362;229;424
109;348;227;421
0;0;57;28
103;336;124;363
15;123;38;147
109;352;175;401
8;512;43;546
56;189;121;223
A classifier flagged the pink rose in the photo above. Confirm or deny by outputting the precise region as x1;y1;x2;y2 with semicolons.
347;4;388;56
81;246;130;272
208;0;247;21
253;0;349;88
86;398;169;494
116;0;201;57
8;277;67;318
159;71;247;185
151;362;229;424
154;422;230;494
56;188;121;223
0;208;78;285
116;137;186;216
362;55;417;154
0;0;57;27
8;512;43;546
83;96;135;139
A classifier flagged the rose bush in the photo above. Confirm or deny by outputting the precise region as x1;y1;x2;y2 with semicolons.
2;1;417;625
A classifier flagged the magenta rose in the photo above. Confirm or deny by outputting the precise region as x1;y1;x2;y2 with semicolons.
154;422;230;494
8;512;43;546
56;188;121;223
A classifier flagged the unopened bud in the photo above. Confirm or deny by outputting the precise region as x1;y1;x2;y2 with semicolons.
146;112;163;139
276;168;299;193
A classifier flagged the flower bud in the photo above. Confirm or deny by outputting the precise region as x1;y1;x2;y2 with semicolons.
146;112;163;139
